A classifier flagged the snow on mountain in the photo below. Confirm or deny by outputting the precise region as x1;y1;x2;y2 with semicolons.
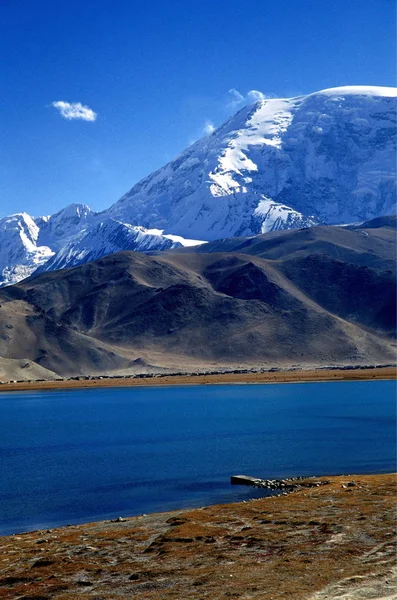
145;230;207;247
0;203;97;287
0;196;206;285
0;85;395;286
107;86;396;240
252;198;319;233
34;218;188;274
0;213;54;286
312;85;397;97
35;203;95;251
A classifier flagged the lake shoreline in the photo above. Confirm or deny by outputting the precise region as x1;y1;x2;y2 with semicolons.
1;473;395;599
1;378;395;542
0;364;395;393
1;472;392;538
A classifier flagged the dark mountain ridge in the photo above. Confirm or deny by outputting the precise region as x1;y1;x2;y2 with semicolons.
0;217;395;378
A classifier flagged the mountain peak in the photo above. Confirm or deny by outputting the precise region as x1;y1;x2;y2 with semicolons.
0;212;53;286
0;85;395;287
313;85;397;98
0;212;40;246
54;203;93;218
36;203;95;252
107;86;396;240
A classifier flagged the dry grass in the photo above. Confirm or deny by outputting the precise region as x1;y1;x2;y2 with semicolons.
0;474;396;599
0;365;395;393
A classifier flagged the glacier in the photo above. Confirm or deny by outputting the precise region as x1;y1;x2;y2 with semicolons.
107;86;396;240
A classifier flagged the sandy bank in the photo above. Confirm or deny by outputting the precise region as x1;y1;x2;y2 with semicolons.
0;365;395;393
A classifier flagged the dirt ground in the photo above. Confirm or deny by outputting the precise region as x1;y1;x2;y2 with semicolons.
0;365;395;393
0;474;396;600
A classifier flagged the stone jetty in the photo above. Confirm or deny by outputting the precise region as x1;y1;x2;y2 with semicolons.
231;475;331;492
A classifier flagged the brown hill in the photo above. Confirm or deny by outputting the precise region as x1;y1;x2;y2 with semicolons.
0;218;395;378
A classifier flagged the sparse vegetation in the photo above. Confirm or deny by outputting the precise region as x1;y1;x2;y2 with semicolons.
0;474;395;599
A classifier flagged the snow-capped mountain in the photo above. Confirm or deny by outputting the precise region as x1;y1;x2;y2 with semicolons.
35;203;96;251
0;213;54;286
0;203;97;287
0;203;204;286
107;86;397;240
0;85;395;287
35;218;185;274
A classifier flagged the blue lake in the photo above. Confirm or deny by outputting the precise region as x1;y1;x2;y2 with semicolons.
0;380;395;535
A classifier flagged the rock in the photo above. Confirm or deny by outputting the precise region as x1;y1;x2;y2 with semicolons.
31;558;54;568
231;475;263;486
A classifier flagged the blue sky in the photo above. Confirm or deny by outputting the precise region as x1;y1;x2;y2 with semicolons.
0;0;395;218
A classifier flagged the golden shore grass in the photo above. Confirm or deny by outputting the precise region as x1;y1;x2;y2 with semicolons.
0;474;396;599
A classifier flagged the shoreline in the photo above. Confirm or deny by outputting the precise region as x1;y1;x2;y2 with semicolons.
1;473;395;599
0;364;395;393
2;471;393;539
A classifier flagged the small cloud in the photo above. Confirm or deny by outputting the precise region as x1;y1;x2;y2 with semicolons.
203;120;215;135
227;88;272;110
246;90;266;102
51;101;97;121
228;88;245;106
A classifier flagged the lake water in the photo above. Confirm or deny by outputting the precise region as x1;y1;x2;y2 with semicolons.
0;380;395;535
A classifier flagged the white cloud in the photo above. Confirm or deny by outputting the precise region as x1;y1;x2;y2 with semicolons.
203;120;215;135
228;88;245;107
246;90;266;102
228;88;271;110
51;101;97;121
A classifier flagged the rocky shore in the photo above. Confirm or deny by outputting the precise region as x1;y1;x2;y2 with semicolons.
0;474;395;600
230;474;332;492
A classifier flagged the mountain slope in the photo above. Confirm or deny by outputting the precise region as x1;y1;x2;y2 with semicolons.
0;217;394;378
182;215;397;270
107;86;397;240
0;204;95;287
0;213;54;286
0;357;59;382
34;218;183;274
185;217;397;337
0;205;204;286
1;86;395;287
35;203;96;251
